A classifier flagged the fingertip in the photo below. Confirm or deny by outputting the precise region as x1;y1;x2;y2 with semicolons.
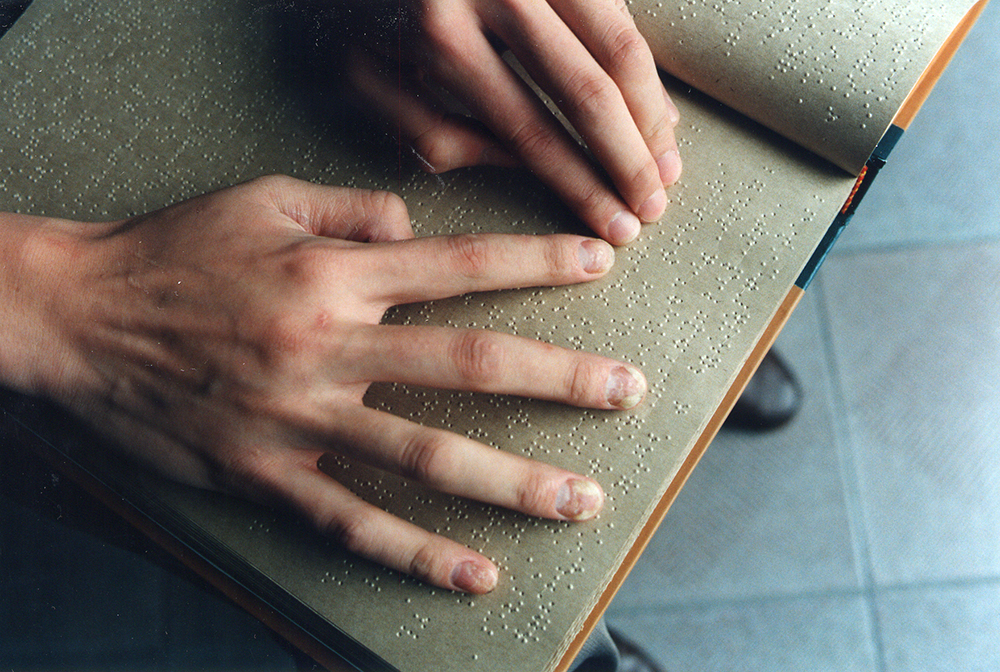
381;190;410;220
365;190;416;242
555;478;604;521
450;558;499;593
412;116;518;174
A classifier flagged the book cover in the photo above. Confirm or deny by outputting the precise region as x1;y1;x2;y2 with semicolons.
0;0;984;670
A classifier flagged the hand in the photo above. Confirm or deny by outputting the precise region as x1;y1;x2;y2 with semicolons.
17;176;646;593
316;0;682;245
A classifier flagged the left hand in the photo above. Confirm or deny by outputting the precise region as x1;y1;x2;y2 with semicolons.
6;176;645;593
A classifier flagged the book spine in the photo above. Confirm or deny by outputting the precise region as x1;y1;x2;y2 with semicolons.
795;124;905;290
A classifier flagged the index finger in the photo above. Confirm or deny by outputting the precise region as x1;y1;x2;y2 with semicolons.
549;0;682;185
357;233;615;306
487;0;668;221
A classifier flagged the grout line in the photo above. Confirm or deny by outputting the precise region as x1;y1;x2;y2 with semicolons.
828;231;1000;261
605;585;871;618
604;572;1000;619
876;574;1000;595
812;273;886;672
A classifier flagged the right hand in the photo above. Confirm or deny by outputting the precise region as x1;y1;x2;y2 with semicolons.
301;0;682;245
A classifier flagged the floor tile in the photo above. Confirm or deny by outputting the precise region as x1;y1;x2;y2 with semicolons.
877;580;1000;672
613;291;860;608
837;0;1000;253
607;594;877;672
822;242;1000;585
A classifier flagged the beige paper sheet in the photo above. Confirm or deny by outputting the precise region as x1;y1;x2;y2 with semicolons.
0;0;966;670
631;0;974;173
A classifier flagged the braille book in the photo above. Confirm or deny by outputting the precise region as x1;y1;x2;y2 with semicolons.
0;0;986;670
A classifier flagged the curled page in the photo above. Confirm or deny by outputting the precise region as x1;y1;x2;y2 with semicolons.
631;0;979;174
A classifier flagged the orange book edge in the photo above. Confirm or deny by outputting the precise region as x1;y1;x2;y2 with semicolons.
556;2;989;666
553;286;803;672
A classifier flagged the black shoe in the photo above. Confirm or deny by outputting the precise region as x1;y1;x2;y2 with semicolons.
608;629;667;672
724;349;802;432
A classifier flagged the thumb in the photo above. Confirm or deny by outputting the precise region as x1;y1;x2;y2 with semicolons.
260;176;415;242
347;49;519;174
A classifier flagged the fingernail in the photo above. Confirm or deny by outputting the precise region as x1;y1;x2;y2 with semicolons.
606;365;646;409
656;149;683;186
578;239;614;274
555;478;604;521
664;92;681;125
637;188;667;222
607;211;641;245
451;560;498;593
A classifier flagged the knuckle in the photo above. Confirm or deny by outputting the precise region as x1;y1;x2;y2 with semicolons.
567;71;617;124
572;176;609;217
398;430;456;486
515;470;552;515
628;159;662;193
603;25;650;78
508;120;560;164
543;237;577;279
323;509;378;556
279;244;330;285
247;173;295;196
407;542;440;584
257;249;353;357
258;310;310;357
451;330;504;385
445;233;492;278
421;9;471;65
566;359;600;407
644;113;676;149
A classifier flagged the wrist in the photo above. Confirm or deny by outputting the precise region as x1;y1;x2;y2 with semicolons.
0;212;104;399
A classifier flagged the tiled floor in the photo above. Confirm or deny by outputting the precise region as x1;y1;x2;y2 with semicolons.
608;3;1000;669
3;2;999;671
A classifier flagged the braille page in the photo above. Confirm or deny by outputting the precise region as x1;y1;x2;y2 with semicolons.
0;0;953;671
630;0;978;174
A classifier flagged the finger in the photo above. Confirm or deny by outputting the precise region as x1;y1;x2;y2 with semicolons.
254;176;415;242
421;20;642;244
341;324;647;410
358;233;614;305
323;406;605;523
347;49;518;173
547;0;682;184
483;2;668;220
274;457;499;593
